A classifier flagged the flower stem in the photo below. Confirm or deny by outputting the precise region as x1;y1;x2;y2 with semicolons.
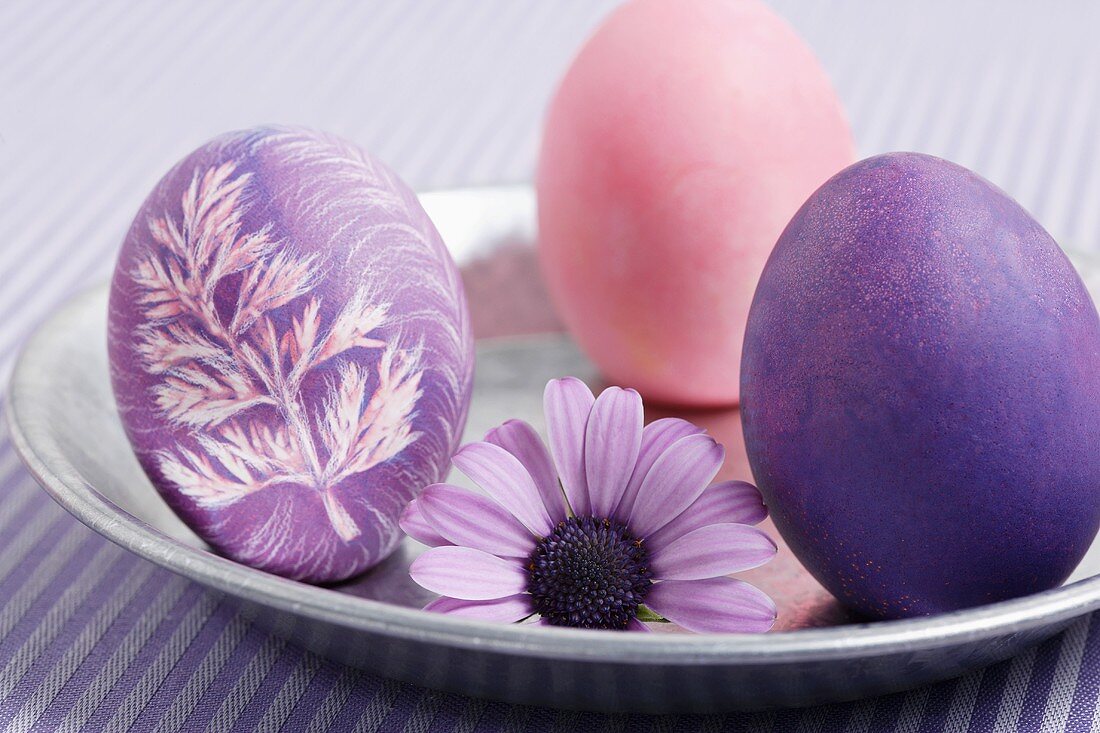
635;605;669;623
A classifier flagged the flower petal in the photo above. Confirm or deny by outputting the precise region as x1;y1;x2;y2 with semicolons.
585;387;643;518
628;434;725;537
544;377;595;516
409;546;528;600
485;419;567;523
419;484;537;558
614;418;705;520
423;593;533;622
650;524;777;580
452;442;555;536
625;618;651;632
645;578;776;633
647;480;768;549
399;499;451;547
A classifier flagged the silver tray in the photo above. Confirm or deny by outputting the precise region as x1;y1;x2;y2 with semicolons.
9;186;1100;713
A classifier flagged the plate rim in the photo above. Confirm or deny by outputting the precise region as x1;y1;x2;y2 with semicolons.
9;282;1100;668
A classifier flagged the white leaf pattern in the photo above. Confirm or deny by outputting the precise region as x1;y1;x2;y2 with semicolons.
132;159;425;542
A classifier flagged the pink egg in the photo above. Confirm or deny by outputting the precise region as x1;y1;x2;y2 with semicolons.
537;0;854;406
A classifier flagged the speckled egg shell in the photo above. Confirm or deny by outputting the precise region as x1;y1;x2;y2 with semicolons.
109;126;474;583
537;0;853;406
741;152;1100;618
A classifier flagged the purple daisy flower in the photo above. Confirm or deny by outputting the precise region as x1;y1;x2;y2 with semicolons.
401;377;778;633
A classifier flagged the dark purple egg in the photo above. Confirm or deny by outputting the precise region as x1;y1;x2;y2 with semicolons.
109;126;474;583
741;152;1100;619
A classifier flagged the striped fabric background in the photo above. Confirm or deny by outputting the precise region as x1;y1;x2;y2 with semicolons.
3;1;1100;730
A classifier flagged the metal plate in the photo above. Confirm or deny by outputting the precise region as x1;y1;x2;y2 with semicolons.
8;186;1100;713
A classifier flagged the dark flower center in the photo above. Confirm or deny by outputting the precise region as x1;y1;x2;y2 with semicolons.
526;516;652;630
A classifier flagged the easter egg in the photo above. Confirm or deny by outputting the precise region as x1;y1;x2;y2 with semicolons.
109;126;474;583
537;0;853;406
741;152;1100;618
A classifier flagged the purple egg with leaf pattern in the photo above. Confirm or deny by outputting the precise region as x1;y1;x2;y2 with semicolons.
109;126;474;583
742;152;1100;618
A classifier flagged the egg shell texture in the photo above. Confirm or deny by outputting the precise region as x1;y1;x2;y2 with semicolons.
109;126;474;583
741;152;1100;618
537;0;853;406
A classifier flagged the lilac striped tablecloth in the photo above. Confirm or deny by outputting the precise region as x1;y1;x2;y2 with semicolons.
4;2;1100;730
